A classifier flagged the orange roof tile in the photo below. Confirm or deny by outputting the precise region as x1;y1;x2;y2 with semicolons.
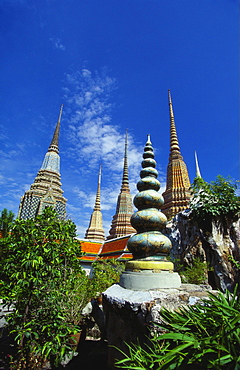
78;236;133;264
79;240;103;254
100;236;130;254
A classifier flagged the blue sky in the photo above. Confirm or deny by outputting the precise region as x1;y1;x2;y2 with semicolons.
0;0;239;238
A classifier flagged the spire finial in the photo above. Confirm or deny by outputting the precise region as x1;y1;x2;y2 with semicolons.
94;164;102;211
48;104;63;154
168;90;180;154
195;151;202;178
121;130;129;188
98;164;102;184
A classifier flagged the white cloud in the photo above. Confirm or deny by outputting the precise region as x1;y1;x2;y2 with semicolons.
49;37;66;51
63;69;143;173
0;149;20;159
61;67;166;237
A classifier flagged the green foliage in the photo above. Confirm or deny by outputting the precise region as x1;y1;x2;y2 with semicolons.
59;271;95;326
227;253;240;271
116;287;240;369
0;208;14;237
0;208;15;259
0;207;88;369
189;176;240;220
174;258;208;285
91;259;125;293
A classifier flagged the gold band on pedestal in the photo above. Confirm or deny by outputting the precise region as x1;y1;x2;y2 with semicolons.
126;260;174;271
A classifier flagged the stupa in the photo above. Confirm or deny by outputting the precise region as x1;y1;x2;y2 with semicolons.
84;165;105;241
107;131;136;239
161;90;191;219
120;135;181;290
18;105;67;220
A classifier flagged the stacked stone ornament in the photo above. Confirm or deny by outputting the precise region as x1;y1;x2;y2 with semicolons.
120;135;181;290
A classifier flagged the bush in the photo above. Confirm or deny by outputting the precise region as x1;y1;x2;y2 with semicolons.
0;207;87;369
189;176;240;221
174;258;209;285
91;259;125;293
116;287;240;369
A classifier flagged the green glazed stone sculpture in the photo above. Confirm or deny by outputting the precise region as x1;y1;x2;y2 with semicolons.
127;135;172;261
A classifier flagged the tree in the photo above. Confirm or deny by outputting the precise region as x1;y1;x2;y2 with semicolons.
0;208;14;261
0;208;14;238
0;207;86;369
189;175;240;221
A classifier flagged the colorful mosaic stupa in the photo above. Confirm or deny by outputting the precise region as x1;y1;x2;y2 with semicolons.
161;90;191;219
107;131;136;239
18;105;67;220
120;135;181;290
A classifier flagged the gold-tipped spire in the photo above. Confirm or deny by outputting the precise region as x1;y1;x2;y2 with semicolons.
48;104;63;154
168;90;181;156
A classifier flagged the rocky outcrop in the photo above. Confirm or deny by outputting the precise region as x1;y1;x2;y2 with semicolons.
103;283;214;369
165;210;240;291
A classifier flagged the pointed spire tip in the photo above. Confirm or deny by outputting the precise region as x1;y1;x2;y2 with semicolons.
147;134;152;144
168;89;172;103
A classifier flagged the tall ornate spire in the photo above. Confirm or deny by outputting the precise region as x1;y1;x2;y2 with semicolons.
195;151;202;178
85;165;105;241
18;106;67;220
107;131;136;239
161;91;191;219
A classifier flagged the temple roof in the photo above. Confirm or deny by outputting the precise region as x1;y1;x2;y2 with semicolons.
79;239;104;262
78;235;133;262
99;234;132;260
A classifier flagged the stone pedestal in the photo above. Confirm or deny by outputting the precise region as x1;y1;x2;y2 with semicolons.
120;270;181;290
120;259;181;290
103;283;214;369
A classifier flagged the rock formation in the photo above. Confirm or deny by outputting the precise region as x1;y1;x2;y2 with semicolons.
165;210;240;291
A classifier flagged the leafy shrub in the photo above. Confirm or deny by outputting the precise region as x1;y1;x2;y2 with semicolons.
0;208;87;369
174;257;209;285
0;208;14;260
0;208;14;238
189;176;240;220
116;287;240;369
91;259;125;293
